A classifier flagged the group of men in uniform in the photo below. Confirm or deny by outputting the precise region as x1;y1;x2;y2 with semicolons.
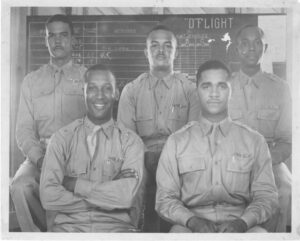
10;14;291;233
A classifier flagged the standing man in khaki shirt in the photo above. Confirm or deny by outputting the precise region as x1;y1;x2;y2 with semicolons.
40;64;144;232
156;60;278;233
10;14;86;232
228;25;291;232
117;25;200;231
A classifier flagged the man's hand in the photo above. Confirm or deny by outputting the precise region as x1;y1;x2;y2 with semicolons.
62;176;77;192
113;169;138;180
187;216;218;233
217;218;248;233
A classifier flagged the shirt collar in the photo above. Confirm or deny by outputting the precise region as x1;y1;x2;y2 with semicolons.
198;116;232;137
148;72;174;90
239;69;262;89
84;116;114;139
48;60;73;74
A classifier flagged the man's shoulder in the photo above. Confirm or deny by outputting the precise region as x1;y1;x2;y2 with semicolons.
261;72;287;86
23;64;49;83
173;72;196;88
121;72;149;94
115;121;144;146
70;63;87;73
56;118;84;139
231;119;264;140
171;121;199;139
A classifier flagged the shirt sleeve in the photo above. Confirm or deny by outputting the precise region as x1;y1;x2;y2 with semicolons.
240;135;279;228
117;84;137;133
40;132;89;212
155;135;195;227
74;133;144;210
269;82;292;165
16;75;44;164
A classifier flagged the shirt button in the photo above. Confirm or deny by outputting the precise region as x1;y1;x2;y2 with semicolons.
215;181;219;185
215;161;218;165
93;167;96;171
159;111;162;114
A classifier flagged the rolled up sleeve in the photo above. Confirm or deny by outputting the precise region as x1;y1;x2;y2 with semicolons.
155;136;195;227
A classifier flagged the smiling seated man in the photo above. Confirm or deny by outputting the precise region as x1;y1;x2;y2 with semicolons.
40;64;144;232
155;60;278;233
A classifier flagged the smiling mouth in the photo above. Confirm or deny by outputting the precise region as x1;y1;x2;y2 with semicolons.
94;103;105;110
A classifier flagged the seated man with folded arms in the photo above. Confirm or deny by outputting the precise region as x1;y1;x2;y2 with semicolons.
40;64;144;232
155;60;278;233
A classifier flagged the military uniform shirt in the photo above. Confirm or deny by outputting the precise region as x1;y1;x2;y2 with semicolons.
40;117;144;232
16;61;87;164
117;72;201;151
155;117;278;229
229;70;292;164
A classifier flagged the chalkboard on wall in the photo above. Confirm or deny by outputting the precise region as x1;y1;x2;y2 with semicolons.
27;14;259;91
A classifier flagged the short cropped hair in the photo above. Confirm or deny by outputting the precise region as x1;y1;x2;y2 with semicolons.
146;24;177;44
45;14;74;35
196;60;231;86
235;24;265;43
84;64;117;92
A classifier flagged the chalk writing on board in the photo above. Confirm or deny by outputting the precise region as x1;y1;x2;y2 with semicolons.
184;17;234;29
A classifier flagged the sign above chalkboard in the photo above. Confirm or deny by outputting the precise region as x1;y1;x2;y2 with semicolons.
27;14;259;89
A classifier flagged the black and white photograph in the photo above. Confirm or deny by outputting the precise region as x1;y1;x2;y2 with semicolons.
1;0;300;240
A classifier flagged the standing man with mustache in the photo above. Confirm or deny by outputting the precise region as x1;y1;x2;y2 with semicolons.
118;25;201;232
228;25;291;232
10;14;86;232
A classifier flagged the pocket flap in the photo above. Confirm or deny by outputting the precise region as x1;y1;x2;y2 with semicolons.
178;156;206;174
257;109;280;121
63;84;84;95
227;155;252;173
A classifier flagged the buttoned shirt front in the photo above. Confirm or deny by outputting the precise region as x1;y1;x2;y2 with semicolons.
16;61;87;164
229;70;292;164
40;117;144;232
117;72;201;152
155;117;278;229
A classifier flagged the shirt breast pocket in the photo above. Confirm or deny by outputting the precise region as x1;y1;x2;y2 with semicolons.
32;89;54;120
226;155;252;194
168;103;188;132
102;157;124;181
63;84;85;121
257;108;280;138
136;117;154;137
178;155;207;194
68;157;88;177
